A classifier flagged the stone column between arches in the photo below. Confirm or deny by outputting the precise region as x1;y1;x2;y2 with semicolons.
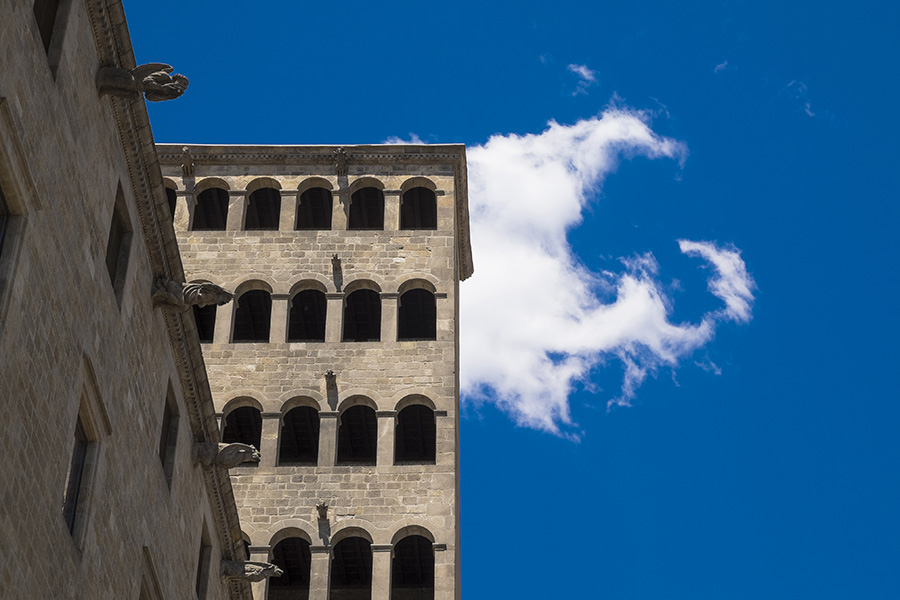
384;190;401;231
259;413;280;469
318;412;338;467
309;545;331;600
213;300;235;344
371;544;393;600
381;293;398;343
226;191;246;231
248;545;272;600
325;294;343;343
270;294;289;344
333;190;348;231
376;411;396;466
279;190;298;231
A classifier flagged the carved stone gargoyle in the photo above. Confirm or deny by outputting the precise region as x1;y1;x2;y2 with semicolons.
220;560;283;583
152;276;233;312
98;63;189;102
334;147;348;176
193;442;261;469
181;146;195;177
316;501;329;520
324;370;337;391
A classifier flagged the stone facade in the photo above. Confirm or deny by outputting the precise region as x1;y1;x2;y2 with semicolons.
158;144;472;599
0;1;251;598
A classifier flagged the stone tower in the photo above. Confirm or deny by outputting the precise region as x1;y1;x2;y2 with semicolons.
158;144;473;600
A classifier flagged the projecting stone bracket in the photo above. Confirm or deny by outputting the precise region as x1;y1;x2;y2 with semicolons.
97;63;189;102
193;442;261;469
152;276;233;312
220;560;283;582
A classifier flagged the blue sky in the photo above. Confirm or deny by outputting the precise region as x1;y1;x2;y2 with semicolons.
129;1;900;597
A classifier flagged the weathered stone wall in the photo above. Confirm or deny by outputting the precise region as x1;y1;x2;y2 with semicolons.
0;2;241;598
161;146;466;599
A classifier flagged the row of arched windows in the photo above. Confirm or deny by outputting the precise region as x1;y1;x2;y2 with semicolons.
222;402;437;465
165;178;438;232
264;531;436;600
193;282;438;343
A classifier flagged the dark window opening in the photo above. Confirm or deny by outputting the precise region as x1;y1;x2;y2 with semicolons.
196;531;212;600
165;187;177;218
33;0;61;54
245;187;281;230
337;406;377;465
343;290;381;342
330;537;372;600
296;187;333;230
233;290;272;342
62;415;88;533
279;407;320;465
269;538;312;600
394;405;436;464
0;185;10;259
348;187;384;230
391;536;435;600
193;304;217;343
192;188;229;231
400;187;437;230
105;196;132;296
288;290;326;342
158;393;179;486
222;406;262;453
398;289;436;341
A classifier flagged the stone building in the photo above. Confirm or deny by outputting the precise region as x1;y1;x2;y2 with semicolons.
0;1;263;598
158;144;473;599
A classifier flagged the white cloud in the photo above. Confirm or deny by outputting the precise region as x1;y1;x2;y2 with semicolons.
714;60;729;73
567;64;598;95
461;109;755;435
568;63;597;83
383;133;425;144
678;240;754;323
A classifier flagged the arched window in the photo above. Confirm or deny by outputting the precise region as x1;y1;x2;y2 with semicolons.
193;304;217;343
279;406;319;465
192;188;229;231
398;289;436;341
343;289;381;342
337;405;377;465
288;290;326;342
330;537;372;600
391;535;435;600
348;187;384;230
394;405;436;464
165;187;177;218
233;289;272;342
222;406;262;452
400;187;437;230
245;187;281;230
269;537;311;600
296;187;332;230
33;0;65;55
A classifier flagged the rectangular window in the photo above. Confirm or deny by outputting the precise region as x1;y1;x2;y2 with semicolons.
158;391;179;487
195;528;212;599
62;416;88;533
33;0;61;54
0;185;9;259
105;189;133;302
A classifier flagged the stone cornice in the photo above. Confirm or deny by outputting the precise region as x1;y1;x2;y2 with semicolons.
156;143;474;281
84;3;250;599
